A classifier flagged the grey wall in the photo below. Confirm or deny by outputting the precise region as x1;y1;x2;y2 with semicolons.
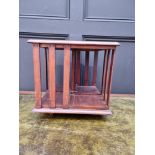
19;0;135;94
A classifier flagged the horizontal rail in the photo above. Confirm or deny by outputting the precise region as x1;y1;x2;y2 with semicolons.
39;44;116;50
19;91;135;97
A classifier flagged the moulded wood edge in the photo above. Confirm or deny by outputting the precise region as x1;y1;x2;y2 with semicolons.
32;108;112;115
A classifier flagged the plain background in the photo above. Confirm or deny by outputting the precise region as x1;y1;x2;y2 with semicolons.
0;0;155;155
19;0;135;94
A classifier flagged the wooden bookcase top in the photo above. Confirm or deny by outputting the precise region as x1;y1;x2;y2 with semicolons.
28;39;120;46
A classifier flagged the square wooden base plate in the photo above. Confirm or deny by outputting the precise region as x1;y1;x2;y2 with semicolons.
32;108;112;115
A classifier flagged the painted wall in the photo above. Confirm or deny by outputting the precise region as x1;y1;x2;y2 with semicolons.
19;0;135;93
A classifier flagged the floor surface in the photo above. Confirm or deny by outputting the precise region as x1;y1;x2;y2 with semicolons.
19;95;135;155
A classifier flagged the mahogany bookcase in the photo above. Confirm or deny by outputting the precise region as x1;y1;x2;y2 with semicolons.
28;39;120;115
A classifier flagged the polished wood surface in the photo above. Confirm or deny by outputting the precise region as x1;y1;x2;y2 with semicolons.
28;39;120;46
63;45;70;108
32;43;42;108
48;44;56;108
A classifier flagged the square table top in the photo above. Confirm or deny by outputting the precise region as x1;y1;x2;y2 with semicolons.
27;39;120;46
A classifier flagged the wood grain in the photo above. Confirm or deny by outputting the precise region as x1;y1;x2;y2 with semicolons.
48;44;56;108
32;43;42;108
63;45;71;108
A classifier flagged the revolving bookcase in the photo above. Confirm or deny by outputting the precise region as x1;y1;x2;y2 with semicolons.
28;39;120;115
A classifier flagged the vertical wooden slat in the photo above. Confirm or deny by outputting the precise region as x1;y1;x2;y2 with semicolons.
76;51;81;85
48;44;56;108
102;49;110;100
63;45;71;108
33;43;42;108
45;47;48;90
101;50;107;95
71;50;76;91
84;51;89;86
106;49;116;107
92;50;98;85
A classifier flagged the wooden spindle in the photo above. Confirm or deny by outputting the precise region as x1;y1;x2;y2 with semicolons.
45;47;48;90
101;50;107;95
48;44;56;108
84;51;89;86
63;45;71;108
92;50;98;85
71;50;76;91
102;49;110;100
76;51;81;85
33;43;42;108
106;49;116;107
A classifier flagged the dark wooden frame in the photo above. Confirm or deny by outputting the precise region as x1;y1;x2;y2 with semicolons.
28;39;120;115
